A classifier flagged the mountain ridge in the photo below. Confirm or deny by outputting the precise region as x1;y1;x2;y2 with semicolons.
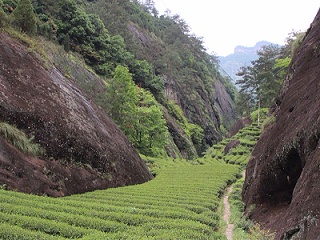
219;41;273;83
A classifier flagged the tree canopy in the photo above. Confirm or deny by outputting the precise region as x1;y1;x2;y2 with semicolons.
12;0;36;33
0;0;237;157
103;65;167;156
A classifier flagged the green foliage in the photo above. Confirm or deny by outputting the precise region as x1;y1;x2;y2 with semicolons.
274;57;291;82
166;100;186;125
187;122;204;146
229;177;275;239
235;91;253;117
50;0;129;77
250;108;268;122
0;222;62;240
220;76;237;102
0;122;44;156
47;0;163;100
236;44;282;109
262;114;276;129
282;30;306;57
235;31;306;117
203;110;266;167
133;89;168;156
37;19;57;40
5;0;236;156
165;100;204;155
2;0;18;14
106;65;138;128
103;65;168;156
129;59;164;98
83;0;235;151
12;0;37;34
0;155;240;239
0;10;8;28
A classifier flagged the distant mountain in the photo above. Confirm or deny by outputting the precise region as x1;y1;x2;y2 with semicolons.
218;41;272;85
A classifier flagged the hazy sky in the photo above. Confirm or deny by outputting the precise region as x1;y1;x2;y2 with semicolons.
154;0;320;56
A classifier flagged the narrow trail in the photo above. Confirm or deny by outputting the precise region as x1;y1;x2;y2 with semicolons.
223;186;234;240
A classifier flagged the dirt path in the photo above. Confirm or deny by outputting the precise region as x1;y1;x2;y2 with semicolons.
223;186;234;240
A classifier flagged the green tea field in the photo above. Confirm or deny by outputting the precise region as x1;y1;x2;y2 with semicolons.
0;160;239;239
0;112;265;239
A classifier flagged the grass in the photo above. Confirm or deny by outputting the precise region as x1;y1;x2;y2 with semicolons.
229;177;275;239
2;27;51;67
0;122;44;156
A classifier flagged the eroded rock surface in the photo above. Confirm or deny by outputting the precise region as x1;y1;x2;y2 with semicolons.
242;9;320;239
0;33;153;196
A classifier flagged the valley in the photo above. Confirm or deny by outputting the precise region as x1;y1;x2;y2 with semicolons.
0;110;266;239
1;0;320;239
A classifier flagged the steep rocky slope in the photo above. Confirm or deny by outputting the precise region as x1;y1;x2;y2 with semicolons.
128;22;235;150
0;33;153;196
83;0;236;154
242;9;320;239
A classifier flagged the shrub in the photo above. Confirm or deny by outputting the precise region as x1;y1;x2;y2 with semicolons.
0;10;11;28
12;0;37;34
250;108;268;122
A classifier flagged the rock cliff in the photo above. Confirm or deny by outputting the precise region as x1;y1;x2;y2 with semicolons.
0;33;153;197
242;9;320;239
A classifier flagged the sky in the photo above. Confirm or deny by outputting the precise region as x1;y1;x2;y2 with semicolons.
154;0;320;56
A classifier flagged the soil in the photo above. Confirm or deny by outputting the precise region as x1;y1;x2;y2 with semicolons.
223;186;234;240
243;8;320;239
0;33;153;197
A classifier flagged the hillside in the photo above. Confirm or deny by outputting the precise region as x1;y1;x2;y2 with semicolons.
243;8;320;239
0;110;268;239
0;32;153;196
80;0;236;153
0;0;237;195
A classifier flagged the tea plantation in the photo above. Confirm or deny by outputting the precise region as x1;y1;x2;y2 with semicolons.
0;111;265;239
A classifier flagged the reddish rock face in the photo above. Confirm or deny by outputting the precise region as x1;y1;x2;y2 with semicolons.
242;9;320;239
227;116;252;138
0;33;153;197
223;139;240;155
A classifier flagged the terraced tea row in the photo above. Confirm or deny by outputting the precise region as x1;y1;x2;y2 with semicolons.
0;162;240;239
202;109;267;167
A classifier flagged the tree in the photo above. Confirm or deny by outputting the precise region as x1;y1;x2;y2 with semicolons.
142;0;156;14
282;30;305;57
133;89;167;156
12;0;37;34
104;65;168;156
236;44;282;114
56;1;92;46
235;91;253;117
274;57;291;82
106;65;138;136
0;0;6;27
254;45;281;108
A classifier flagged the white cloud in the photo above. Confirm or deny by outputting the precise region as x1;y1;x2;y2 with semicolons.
155;0;320;56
